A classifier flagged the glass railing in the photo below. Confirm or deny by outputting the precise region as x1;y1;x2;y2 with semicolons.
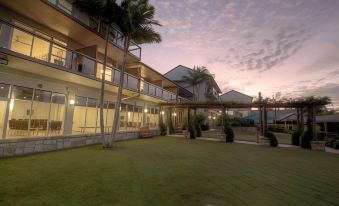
43;0;141;60
0;19;176;102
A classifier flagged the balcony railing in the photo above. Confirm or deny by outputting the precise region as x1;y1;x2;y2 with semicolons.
44;0;141;60
0;19;176;102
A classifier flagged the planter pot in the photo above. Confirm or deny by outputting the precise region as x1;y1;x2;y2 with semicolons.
258;135;270;146
311;141;325;151
183;130;188;138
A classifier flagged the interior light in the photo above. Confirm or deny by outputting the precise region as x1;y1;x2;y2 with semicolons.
9;99;14;111
0;87;4;90
69;99;75;105
144;108;148;113
100;69;104;74
128;112;131;117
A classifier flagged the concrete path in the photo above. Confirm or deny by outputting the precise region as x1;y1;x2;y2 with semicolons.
171;135;339;154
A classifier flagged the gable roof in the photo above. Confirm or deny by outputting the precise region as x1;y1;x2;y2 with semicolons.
220;90;253;99
165;65;222;93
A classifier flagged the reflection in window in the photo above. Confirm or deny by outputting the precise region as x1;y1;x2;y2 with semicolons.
31;90;51;136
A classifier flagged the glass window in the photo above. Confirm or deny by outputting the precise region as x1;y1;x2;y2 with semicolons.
49;93;66;136
72;96;87;134
7;86;34;138
31;36;50;61
50;44;71;68
31;90;52;136
11;28;33;56
84;98;97;134
0;100;7;138
96;63;113;81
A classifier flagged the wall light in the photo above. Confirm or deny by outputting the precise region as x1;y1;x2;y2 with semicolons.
161;111;165;115
212;116;216;120
144;108;148;113
9;99;14;111
208;115;212;119
173;112;177;117
69;99;75;105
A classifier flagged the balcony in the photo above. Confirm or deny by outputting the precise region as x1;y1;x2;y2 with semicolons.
205;88;219;100
43;0;141;60
0;19;176;102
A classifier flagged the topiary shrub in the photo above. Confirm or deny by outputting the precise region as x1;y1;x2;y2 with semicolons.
291;131;301;146
224;126;234;142
195;118;202;137
265;131;278;147
301;130;312;149
188;118;196;139
159;122;167;136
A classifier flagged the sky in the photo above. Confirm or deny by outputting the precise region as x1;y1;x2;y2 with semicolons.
141;0;339;108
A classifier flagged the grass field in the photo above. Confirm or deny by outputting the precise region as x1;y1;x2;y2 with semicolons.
1;137;338;206
202;130;292;144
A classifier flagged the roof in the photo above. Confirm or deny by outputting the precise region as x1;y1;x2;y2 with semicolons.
220;90;253;99
165;65;222;93
316;114;339;123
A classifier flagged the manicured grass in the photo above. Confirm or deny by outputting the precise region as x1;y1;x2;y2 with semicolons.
1;137;339;206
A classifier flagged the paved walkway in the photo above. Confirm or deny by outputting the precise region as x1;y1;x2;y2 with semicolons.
194;137;338;154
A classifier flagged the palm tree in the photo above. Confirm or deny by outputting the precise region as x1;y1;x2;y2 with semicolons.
108;0;162;147
182;66;212;102
72;0;119;147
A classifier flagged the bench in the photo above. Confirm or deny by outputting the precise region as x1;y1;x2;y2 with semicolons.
139;126;151;138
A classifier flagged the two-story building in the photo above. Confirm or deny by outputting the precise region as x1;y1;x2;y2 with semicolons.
0;0;193;157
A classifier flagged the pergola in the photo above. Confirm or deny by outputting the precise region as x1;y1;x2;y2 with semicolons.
160;99;330;138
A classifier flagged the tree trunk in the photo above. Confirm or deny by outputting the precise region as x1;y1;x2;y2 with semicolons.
101;25;110;147
109;36;130;147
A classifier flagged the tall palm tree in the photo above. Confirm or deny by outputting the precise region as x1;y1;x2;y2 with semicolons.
182;66;212;102
108;0;162;147
72;0;119;147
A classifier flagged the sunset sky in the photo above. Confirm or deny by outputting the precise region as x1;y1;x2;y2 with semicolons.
141;0;339;108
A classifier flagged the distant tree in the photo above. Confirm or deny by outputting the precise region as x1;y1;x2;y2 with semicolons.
182;66;212;102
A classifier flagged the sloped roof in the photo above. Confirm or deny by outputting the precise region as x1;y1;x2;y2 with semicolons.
165;65;222;93
220;90;253;99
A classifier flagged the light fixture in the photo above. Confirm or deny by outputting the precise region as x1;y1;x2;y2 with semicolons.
212;116;216;120
161;111;165;115
144;108;148;113
208;115;212;119
173;112;177;116
69;99;75;105
128;111;131;117
0;86;4;90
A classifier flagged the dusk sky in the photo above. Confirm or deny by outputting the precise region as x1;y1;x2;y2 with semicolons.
141;0;339;108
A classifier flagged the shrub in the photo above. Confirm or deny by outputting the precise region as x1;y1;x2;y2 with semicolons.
291;131;301;146
188;118;196;139
268;125;285;133
231;122;241;127
158;122;167;136
201;123;210;131
301;130;312;149
195;118;202;137
224;126;234;142
265;131;278;147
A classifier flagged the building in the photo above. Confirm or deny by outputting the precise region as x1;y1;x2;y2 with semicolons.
0;0;193;157
219;90;253;117
165;65;221;102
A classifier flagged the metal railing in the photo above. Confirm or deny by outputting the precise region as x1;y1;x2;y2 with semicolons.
44;0;141;59
0;19;176;102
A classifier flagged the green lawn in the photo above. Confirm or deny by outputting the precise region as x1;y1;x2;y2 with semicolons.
1;137;339;206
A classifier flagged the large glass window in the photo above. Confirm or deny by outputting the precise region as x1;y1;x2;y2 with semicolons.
72;96;87;134
11;28;33;56
0;84;10;138
119;104;127;131
72;96;98;134
105;102;115;133
30;90;51;136
7;86;33;137
31;37;50;61
49;93;66;136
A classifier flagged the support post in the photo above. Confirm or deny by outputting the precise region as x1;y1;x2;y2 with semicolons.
259;106;263;136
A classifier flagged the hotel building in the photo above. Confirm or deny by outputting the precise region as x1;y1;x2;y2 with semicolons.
0;0;193;157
